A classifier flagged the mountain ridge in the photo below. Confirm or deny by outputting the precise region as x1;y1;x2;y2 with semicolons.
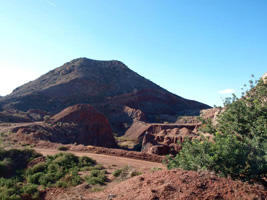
0;58;210;133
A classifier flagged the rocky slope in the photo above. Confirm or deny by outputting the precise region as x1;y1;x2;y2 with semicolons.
0;58;210;134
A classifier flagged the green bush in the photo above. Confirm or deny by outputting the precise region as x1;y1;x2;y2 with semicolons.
0;148;41;178
26;163;46;175
22;184;39;199
113;169;122;177
85;170;106;185
0;178;22;200
27;172;44;185
166;77;267;184
55;180;68;188
24;152;99;189
78;156;96;167
47;163;59;173
58;146;69;151
0;149;99;199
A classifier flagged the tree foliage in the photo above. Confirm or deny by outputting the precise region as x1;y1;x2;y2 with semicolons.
166;76;267;185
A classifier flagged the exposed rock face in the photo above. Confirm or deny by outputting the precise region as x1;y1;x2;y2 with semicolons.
125;122;198;155
11;104;117;148
0;58;210;133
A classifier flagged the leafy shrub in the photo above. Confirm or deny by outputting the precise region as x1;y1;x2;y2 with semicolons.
0;149;99;199
78;156;96;167
26;163;46;175
58;146;68;151
26;153;97;188
0;178;22;200
113;169;122;177
27;172;44;185
0;148;41;178
47;163;59;173
22;184;39;199
166;77;267;185
55;180;68;188
85;170;106;185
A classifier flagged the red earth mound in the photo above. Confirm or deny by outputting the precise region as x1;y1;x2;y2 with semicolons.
11;104;117;148
51;104;117;148
43;169;267;200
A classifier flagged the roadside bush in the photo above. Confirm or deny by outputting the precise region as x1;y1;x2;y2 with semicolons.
26;152;97;188
0;149;100;199
58;146;68;151
78;156;96;167
166;77;267;185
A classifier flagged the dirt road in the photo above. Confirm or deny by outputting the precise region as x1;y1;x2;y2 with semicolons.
33;148;165;169
0;122;42;132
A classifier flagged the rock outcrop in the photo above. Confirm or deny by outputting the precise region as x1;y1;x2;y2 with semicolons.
11;104;117;148
125;122;198;155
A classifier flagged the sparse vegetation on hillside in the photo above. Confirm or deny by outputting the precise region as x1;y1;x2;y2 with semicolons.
112;165;141;180
166;76;267;186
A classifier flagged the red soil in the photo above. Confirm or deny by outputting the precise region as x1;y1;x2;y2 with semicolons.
43;169;267;200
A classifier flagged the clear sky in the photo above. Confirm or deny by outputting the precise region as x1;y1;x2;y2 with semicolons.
0;0;266;106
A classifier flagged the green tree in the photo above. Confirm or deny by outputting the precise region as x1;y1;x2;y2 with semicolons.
166;76;267;185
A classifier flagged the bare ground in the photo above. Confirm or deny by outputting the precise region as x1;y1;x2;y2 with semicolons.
33;147;165;169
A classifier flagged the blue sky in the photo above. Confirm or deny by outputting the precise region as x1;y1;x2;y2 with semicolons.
0;0;266;106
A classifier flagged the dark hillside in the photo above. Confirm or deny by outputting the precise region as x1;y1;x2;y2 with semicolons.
0;58;210;133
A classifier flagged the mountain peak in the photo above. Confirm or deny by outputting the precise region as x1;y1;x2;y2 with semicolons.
62;57;128;70
0;58;210;126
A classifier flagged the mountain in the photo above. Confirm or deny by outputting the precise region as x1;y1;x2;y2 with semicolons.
0;58;210;133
